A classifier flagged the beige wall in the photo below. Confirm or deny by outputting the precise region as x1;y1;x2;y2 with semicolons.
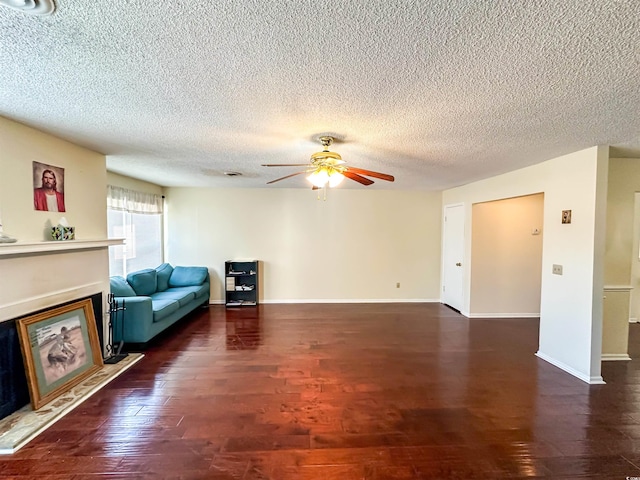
0;117;110;336
107;171;164;196
632;193;640;322
604;158;640;285
605;158;640;318
165;188;442;303
470;194;544;317
0;117;107;241
443;146;609;384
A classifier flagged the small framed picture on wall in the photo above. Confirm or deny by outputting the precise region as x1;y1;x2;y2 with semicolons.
33;161;66;212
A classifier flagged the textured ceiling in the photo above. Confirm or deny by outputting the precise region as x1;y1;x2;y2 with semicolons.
1;1;639;190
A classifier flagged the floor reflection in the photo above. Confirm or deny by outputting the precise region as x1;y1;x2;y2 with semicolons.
225;315;261;350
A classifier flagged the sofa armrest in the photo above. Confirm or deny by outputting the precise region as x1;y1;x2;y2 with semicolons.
112;296;153;343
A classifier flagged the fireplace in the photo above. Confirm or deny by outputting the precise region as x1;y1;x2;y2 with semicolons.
0;293;103;421
0;239;118;421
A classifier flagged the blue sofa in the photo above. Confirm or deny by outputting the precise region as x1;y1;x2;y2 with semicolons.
109;263;210;345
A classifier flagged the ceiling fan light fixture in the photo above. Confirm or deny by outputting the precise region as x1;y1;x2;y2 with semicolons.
307;166;345;188
263;134;394;188
307;168;330;188
328;172;344;187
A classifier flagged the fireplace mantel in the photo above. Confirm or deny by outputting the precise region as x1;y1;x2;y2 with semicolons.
0;239;123;257
0;238;122;323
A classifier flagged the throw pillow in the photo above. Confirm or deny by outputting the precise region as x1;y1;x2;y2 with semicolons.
156;263;174;292
110;276;136;297
127;269;158;296
169;266;208;287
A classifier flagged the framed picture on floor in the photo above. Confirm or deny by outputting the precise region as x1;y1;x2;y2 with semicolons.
16;299;103;410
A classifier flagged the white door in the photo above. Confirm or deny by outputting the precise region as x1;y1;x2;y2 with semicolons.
442;204;465;311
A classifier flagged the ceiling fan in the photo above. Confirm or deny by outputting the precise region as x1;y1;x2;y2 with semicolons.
262;136;395;189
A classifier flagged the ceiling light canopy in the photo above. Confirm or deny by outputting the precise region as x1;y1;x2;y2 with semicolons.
0;0;56;15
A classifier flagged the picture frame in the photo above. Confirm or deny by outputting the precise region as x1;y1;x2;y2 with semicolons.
32;161;66;212
16;299;103;410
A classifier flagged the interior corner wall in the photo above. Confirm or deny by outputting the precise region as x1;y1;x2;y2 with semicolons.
470;194;544;317
443;146;608;384
164;188;442;303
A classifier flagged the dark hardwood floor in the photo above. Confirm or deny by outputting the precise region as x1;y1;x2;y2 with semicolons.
2;303;640;479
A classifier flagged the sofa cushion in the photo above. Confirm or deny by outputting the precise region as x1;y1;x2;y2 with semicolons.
155;263;174;292
169;266;208;287
151;290;195;308
151;298;180;322
110;276;136;297
127;269;158;296
168;284;209;301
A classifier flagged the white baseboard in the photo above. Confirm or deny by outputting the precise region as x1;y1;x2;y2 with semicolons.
209;299;440;305
467;313;540;319
260;299;440;304
535;351;606;384
601;354;632;361
630;317;638;323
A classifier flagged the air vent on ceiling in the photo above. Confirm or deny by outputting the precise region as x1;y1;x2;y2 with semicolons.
0;0;55;15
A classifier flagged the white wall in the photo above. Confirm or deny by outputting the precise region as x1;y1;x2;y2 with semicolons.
165;188;442;303
443;146;608;384
470;194;544;317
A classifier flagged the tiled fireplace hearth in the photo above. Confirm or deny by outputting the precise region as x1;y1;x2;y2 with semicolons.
0;239;121;420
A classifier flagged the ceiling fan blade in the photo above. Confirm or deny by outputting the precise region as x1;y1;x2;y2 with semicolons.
266;171;307;184
346;167;394;182
262;163;310;167
343;171;374;186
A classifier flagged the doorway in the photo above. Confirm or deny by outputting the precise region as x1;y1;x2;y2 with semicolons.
470;193;544;317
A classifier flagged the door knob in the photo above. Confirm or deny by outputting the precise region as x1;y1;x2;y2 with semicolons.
455;262;462;266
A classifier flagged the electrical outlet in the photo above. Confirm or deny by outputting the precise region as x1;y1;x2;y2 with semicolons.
396;282;400;288
552;264;563;275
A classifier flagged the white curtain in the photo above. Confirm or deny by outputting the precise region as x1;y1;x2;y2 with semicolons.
107;185;163;214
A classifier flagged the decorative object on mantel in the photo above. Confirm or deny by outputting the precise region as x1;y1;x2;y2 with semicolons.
50;217;75;241
16;299;103;410
0;214;16;243
104;293;128;364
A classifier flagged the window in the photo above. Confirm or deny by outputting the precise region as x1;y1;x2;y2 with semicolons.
107;186;163;277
